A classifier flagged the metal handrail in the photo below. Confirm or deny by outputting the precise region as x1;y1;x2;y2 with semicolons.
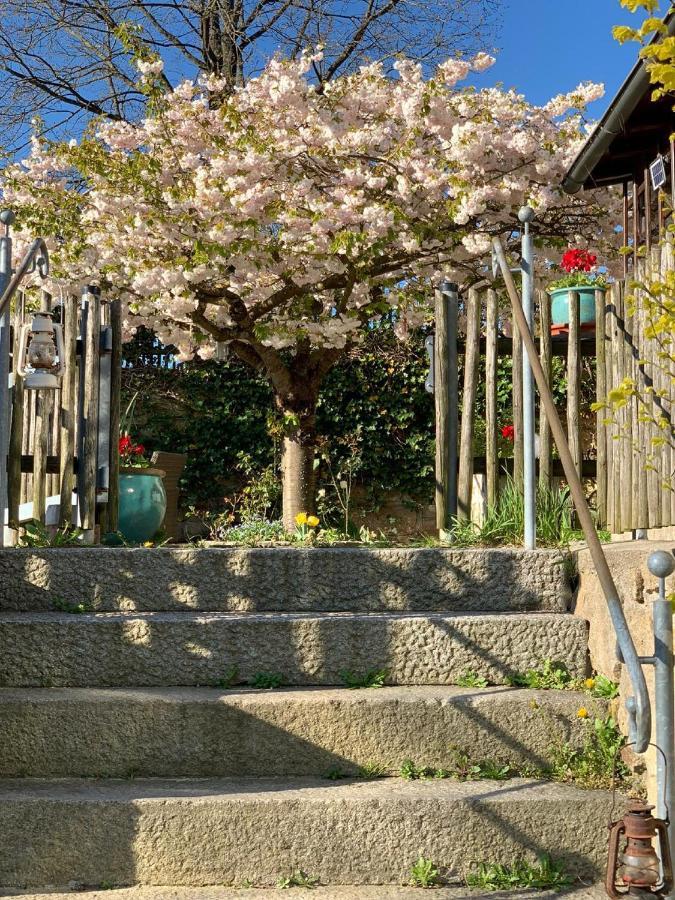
492;236;652;753
0;238;50;317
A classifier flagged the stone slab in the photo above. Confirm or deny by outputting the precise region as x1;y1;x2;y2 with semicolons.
0;547;572;613
0;612;589;687
0;777;622;888
0;686;606;777
0;886;610;899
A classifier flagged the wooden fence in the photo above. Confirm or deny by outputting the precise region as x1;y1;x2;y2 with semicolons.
598;244;675;534
436;283;597;526
439;244;674;536
5;287;121;543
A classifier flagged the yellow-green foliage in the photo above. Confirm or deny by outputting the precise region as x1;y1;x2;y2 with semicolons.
614;3;675;99
594;3;675;480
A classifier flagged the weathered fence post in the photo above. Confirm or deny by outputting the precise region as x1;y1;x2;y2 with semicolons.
32;290;53;524
7;291;24;536
77;285;101;543
595;287;607;527
485;288;499;508
538;288;553;489
457;287;481;521
567;290;581;480
0;211;13;546
107;299;122;535
434;281;459;533
59;294;78;528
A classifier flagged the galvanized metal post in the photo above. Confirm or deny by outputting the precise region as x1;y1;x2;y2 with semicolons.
0;211;15;548
647;550;675;893
444;281;459;523
493;235;652;753
519;206;536;549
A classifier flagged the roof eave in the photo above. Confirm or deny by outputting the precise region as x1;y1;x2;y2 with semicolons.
562;9;675;195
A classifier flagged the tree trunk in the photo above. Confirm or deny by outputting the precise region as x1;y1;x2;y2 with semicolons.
281;424;317;531
277;395;320;532
228;339;338;533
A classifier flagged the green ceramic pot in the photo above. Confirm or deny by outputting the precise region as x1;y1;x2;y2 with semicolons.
549;286;604;326
118;467;167;544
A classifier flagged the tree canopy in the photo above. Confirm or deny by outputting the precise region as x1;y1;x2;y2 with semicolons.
0;0;503;154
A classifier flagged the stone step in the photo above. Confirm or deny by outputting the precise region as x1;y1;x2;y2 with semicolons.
0;885;609;899
0;612;588;687
0;777;620;889
0;686;605;778
0;547;571;613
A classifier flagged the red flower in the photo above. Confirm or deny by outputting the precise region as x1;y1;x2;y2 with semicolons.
119;434;146;460
561;248;597;274
501;424;515;441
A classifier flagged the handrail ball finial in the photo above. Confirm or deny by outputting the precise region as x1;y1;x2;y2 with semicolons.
648;551;675;580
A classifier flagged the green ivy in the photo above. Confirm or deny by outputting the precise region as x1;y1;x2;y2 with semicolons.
121;323;589;511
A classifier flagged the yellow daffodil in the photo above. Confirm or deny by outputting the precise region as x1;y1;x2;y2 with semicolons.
307;515;320;528
295;512;308;526
577;707;589;719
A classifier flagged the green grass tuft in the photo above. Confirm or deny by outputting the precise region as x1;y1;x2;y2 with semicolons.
445;477;605;549
466;856;571;891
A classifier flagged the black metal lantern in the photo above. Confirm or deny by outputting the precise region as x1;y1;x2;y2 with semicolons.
606;802;673;898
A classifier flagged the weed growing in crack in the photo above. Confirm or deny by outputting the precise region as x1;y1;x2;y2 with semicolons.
276;870;319;889
358;760;389;779
410;855;441;888
506;659;619;698
52;597;91;614
216;666;239;688
455;670;488;688
250;672;284;689
465;856;571;891
340;669;387;689
400;749;512;783
548;715;630;790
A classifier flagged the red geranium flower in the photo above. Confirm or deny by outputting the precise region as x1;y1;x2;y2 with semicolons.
501;424;515;441
561;248;597;274
119;434;146;462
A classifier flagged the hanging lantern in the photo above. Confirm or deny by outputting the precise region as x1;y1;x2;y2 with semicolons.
606;802;673;899
17;313;65;390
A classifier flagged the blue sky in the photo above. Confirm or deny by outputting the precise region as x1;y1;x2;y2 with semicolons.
477;0;667;116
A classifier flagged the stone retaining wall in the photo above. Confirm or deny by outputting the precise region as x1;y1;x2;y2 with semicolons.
575;539;675;800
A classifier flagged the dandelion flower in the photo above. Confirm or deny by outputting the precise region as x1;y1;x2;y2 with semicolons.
577;707;589;719
584;678;596;690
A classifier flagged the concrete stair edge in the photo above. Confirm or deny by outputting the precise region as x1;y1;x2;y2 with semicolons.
0;611;589;687
0;546;572;613
0;885;611;899
0;777;623;889
0;685;606;777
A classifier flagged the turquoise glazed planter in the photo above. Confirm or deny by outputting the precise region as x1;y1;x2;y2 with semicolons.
549;286;603;327
118;468;167;544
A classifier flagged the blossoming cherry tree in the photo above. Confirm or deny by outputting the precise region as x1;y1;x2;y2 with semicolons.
3;53;612;527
